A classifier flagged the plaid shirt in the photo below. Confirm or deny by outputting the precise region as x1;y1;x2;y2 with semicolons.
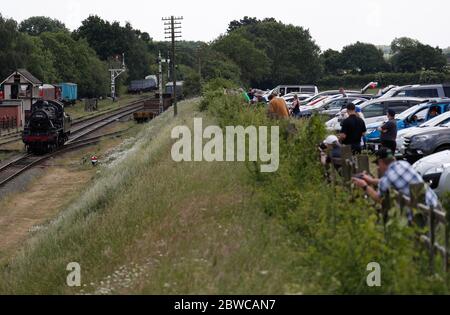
378;160;440;208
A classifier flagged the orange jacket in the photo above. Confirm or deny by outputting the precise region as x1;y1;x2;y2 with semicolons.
268;97;289;118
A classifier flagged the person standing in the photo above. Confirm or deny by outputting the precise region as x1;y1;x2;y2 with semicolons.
291;94;301;117
268;94;289;119
340;103;367;154
379;109;397;152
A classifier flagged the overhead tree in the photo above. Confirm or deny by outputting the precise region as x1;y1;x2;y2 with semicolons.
322;49;343;75
212;32;271;85
216;18;323;88
19;16;68;36
390;37;447;72
341;42;388;74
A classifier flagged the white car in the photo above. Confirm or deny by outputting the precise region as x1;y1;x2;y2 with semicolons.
326;97;427;131
413;150;450;196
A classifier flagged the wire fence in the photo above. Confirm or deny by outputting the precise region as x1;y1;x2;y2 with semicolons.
324;145;450;273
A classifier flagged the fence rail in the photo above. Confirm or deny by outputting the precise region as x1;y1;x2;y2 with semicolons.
0;116;19;135
324;145;449;273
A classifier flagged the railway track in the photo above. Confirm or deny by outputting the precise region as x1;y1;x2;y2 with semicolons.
0;99;147;189
0;98;146;146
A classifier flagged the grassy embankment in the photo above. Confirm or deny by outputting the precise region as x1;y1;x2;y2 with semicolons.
1;82;449;294
0;98;297;294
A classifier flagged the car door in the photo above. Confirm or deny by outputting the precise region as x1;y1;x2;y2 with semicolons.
362;102;385;124
385;100;411;115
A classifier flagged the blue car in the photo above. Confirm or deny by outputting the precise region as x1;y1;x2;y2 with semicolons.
366;99;450;143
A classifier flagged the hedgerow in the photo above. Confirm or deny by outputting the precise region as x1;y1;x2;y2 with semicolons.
203;82;450;294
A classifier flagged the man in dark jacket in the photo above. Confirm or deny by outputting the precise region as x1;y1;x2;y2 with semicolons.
340;103;366;154
379;109;397;152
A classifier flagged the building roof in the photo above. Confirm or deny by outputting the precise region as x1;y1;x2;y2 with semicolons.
0;69;42;86
16;69;42;85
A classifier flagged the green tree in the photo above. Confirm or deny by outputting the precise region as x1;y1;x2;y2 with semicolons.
215;18;323;88
74;16;155;83
322;49;343;75
390;37;447;72
19;16;68;36
212;32;270;85
341;42;388;74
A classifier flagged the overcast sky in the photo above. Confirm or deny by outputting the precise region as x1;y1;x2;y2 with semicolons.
2;0;449;50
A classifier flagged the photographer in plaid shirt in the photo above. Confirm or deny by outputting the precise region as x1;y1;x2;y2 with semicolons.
352;148;440;218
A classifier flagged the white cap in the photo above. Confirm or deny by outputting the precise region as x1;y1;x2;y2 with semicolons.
324;135;339;145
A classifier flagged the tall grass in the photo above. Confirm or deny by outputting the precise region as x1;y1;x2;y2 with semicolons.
202;79;450;294
0;98;299;294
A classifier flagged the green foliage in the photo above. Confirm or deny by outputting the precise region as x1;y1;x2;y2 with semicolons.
0;14;108;97
199;78;239;112
74;16;156;83
341;42;389;74
390;37;447;72
319;71;450;90
212;32;271;85
322;49;343;75
203;84;450;294
19;16;68;36
183;70;202;98
214;18;323;88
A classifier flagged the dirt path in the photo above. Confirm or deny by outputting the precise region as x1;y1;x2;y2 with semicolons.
0;166;93;256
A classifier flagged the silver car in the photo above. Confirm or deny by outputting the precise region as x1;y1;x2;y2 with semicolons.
413;150;450;196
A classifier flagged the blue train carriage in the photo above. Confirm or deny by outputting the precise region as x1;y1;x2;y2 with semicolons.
165;81;184;101
56;83;77;106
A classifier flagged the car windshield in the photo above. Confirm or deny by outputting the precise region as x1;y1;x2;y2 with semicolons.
396;105;424;119
419;113;450;127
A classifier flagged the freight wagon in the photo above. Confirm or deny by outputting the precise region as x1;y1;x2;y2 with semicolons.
128;79;157;94
165;81;184;100
55;83;77;106
133;94;173;123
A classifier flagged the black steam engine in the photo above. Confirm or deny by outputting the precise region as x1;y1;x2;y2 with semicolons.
22;100;72;153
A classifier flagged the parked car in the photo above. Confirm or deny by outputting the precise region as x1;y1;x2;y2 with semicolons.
299;90;361;106
403;121;450;163
365;100;450;146
396;111;450;156
413;150;450;196
326;97;427;131
283;93;314;105
298;95;369;118
263;85;319;101
381;84;450;99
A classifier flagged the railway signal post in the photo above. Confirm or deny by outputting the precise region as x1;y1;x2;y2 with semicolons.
109;53;126;102
162;16;183;117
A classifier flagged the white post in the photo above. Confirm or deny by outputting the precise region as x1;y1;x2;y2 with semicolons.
159;51;164;114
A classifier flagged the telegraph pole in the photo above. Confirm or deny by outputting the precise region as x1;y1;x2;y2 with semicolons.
157;51;170;113
109;53;126;101
163;16;183;116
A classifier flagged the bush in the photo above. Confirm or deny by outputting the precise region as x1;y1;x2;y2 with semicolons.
319;71;450;90
203;85;450;294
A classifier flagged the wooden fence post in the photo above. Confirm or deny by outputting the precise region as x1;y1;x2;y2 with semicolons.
445;211;450;272
429;206;436;274
356;155;370;174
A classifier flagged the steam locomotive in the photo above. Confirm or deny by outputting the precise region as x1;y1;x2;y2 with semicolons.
22;100;72;153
